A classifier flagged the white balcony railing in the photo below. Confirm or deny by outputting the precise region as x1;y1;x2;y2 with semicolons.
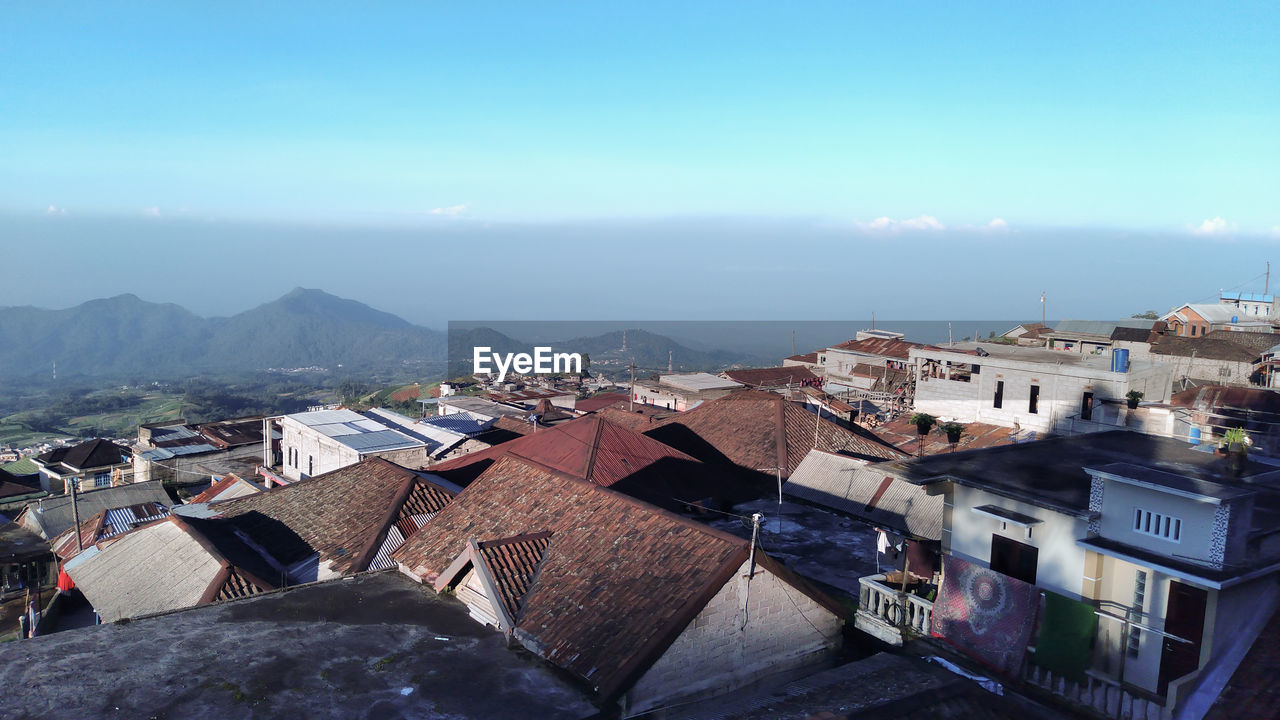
856;574;933;642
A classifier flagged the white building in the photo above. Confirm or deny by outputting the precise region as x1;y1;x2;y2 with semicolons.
631;372;742;411
271;409;428;481
910;343;1173;434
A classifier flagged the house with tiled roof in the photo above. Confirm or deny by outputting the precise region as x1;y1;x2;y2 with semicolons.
643;390;906;482
394;454;844;715
33;439;132;494
425;415;735;508
214;457;459;582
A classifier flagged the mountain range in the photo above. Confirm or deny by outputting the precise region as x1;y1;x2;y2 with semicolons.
0;288;447;384
0;290;762;387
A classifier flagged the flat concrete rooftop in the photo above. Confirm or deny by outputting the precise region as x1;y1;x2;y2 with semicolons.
0;571;597;720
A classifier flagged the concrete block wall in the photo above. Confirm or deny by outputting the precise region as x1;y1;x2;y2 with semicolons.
626;560;842;714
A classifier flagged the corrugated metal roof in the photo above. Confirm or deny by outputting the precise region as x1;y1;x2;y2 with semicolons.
784;449;943;540
659;373;743;392
289;409;368;427
335;429;423;453
1052;319;1156;336
140;443;219;461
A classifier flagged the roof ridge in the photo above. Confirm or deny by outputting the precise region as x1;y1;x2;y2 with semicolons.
483;453;751;550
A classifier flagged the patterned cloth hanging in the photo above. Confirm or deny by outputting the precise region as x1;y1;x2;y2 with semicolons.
931;554;1040;675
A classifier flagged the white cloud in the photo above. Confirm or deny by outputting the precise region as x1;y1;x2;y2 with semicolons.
1271;226;1280;238
428;204;467;216
143;206;162;218
45;205;67;215
857;214;945;232
987;217;1008;229
1191;216;1234;235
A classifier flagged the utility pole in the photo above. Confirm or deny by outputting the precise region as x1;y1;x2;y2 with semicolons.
628;360;637;412
1267;261;1271;297
70;477;83;552
791;330;796;356
1041;291;1046;327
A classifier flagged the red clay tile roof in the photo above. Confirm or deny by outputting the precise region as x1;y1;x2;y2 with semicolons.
572;392;630;414
786;352;820;363
426;415;709;502
395;454;789;700
215;457;448;575
475;532;552;621
644;390;906;477
828;337;928;360
593;405;677;431
721;366;819;387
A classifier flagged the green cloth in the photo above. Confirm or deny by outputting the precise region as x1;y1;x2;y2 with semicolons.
1033;591;1099;682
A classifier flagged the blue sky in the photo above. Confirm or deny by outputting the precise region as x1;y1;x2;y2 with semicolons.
1;2;1277;323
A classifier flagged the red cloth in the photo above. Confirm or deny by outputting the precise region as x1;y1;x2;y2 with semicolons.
930;554;1040;675
56;567;75;592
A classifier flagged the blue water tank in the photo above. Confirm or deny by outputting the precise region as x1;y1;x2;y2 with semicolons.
1232;315;1239;323
1111;348;1130;372
1189;427;1202;445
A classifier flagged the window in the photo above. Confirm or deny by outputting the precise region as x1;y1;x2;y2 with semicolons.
1190;325;1198;337
1081;391;1094;421
971;364;981;375
990;534;1038;584
1029;384;1040;414
1133;507;1181;542
308;455;314;476
93;471;110;488
1128;570;1148;658
993;380;1004;409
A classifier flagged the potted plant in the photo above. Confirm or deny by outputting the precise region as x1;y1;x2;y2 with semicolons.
1125;390;1144;409
910;413;936;436
1223;428;1249;474
940;421;964;444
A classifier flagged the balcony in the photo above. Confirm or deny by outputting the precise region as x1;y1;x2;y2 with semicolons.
854;573;933;646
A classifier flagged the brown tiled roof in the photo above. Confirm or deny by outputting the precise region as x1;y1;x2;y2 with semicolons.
475;532;551;620
37;439;130;471
593;405;676;431
828;338;928;360
396;454;836;701
786;352;820;364
573;392;629;413
1168;385;1280;414
721;366;819;388
1150;334;1264;362
644;390;906;477
1205;329;1280;352
424;416;724;507
215;457;438;575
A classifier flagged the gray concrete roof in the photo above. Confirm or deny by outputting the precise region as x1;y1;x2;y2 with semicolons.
0;571;597;720
784;449;943;540
886;431;1280;517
